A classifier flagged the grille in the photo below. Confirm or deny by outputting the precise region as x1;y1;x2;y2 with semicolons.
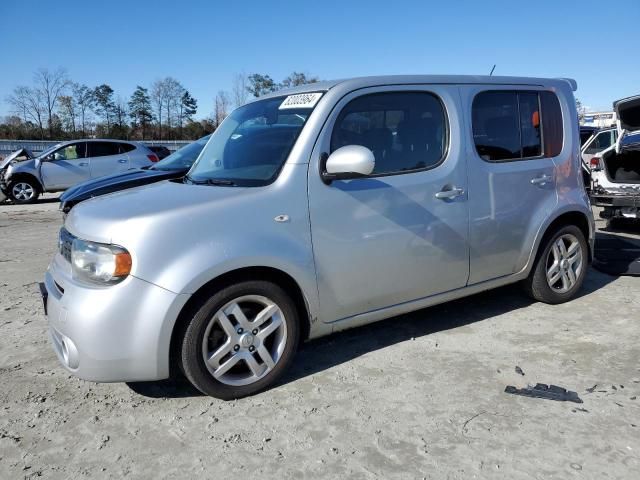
58;228;75;263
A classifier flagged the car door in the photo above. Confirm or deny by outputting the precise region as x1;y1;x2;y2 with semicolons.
40;142;90;189
87;141;129;179
461;87;563;283
581;129;616;165
308;86;469;323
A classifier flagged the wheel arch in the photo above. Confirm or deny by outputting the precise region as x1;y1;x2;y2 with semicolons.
168;266;312;378
532;210;593;267
8;172;44;193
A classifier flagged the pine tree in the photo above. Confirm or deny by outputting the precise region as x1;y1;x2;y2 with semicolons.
128;86;153;139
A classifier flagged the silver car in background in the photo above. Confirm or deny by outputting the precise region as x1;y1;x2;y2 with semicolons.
0;139;158;204
42;75;594;399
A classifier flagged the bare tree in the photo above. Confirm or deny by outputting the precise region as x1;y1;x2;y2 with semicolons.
213;90;231;129
58;95;77;136
151;79;168;139
232;72;249;108
6;86;46;138
34;67;69;138
162;77;184;139
72;83;94;136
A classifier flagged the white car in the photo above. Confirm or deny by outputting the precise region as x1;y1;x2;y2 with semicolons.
590;95;640;220
0;140;159;204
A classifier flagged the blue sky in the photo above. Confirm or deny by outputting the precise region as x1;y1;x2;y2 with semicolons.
1;0;638;118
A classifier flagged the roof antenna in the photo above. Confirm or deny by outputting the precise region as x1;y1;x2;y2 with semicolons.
489;64;496;76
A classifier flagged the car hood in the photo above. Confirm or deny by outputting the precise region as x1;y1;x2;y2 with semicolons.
60;167;184;203
65;179;253;245
0;148;34;169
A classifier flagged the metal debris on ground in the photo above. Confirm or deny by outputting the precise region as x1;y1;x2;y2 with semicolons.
504;383;583;403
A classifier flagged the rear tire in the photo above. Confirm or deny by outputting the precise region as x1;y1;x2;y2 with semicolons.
180;280;299;400
8;179;40;204
523;225;588;304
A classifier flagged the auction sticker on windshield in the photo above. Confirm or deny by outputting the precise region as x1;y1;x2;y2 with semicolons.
279;93;323;110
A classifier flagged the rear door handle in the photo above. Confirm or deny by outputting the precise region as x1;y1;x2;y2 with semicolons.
118;159;127;164
530;174;552;185
435;186;465;200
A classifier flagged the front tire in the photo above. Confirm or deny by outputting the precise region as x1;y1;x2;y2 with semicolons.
523;225;588;304
9;179;40;204
180;280;300;399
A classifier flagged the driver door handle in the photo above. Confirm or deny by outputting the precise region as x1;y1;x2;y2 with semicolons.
530;174;552;185
435;186;465;200
78;162;89;167
118;159;127;164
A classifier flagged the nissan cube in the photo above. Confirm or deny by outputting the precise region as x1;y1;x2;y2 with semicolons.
43;75;594;399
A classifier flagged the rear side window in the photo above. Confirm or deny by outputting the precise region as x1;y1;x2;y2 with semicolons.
473;90;564;161
331;92;447;175
87;142;120;157
118;143;136;153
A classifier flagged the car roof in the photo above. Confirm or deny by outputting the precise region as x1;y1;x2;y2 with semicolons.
256;75;577;102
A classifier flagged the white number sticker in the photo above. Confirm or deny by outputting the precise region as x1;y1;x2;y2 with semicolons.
279;92;323;110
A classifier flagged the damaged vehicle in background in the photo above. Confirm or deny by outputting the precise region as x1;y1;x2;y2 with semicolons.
580;127;618;190
0;147;34;202
60;135;211;213
589;95;640;221
0;140;158;205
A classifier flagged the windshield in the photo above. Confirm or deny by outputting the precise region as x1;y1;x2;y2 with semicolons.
37;143;63;159
151;135;211;171
187;95;319;186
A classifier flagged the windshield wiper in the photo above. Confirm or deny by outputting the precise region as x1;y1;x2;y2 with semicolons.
184;174;236;186
205;179;236;186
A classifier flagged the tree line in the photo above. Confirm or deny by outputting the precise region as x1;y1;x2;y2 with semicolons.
1;68;319;142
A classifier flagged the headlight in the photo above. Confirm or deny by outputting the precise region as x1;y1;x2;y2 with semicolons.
71;239;132;285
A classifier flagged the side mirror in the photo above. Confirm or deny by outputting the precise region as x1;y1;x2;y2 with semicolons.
321;145;375;184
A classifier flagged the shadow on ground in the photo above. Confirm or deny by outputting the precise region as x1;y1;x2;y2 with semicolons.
594;221;640;276
127;269;616;399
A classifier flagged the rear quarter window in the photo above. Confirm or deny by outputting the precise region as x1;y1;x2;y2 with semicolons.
119;143;136;153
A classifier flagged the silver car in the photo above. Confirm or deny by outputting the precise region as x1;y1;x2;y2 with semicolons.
42;75;594;399
1;139;157;204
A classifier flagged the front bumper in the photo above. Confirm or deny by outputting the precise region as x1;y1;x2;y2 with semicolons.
44;252;190;382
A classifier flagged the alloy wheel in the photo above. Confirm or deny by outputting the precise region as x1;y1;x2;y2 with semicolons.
201;295;287;386
545;233;583;294
12;182;35;202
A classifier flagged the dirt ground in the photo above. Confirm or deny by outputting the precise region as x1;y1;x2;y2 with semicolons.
1;195;639;479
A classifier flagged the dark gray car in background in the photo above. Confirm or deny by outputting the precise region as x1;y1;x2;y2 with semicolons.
59;135;210;212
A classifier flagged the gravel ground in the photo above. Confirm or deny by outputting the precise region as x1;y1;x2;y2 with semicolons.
1;196;639;479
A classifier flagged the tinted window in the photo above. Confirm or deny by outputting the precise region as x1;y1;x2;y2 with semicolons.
52;142;86;160
87;142;120;157
541;91;563;157
519;93;542;157
331;92;447;175
118;143;136;153
473;90;563;161
472;92;521;160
